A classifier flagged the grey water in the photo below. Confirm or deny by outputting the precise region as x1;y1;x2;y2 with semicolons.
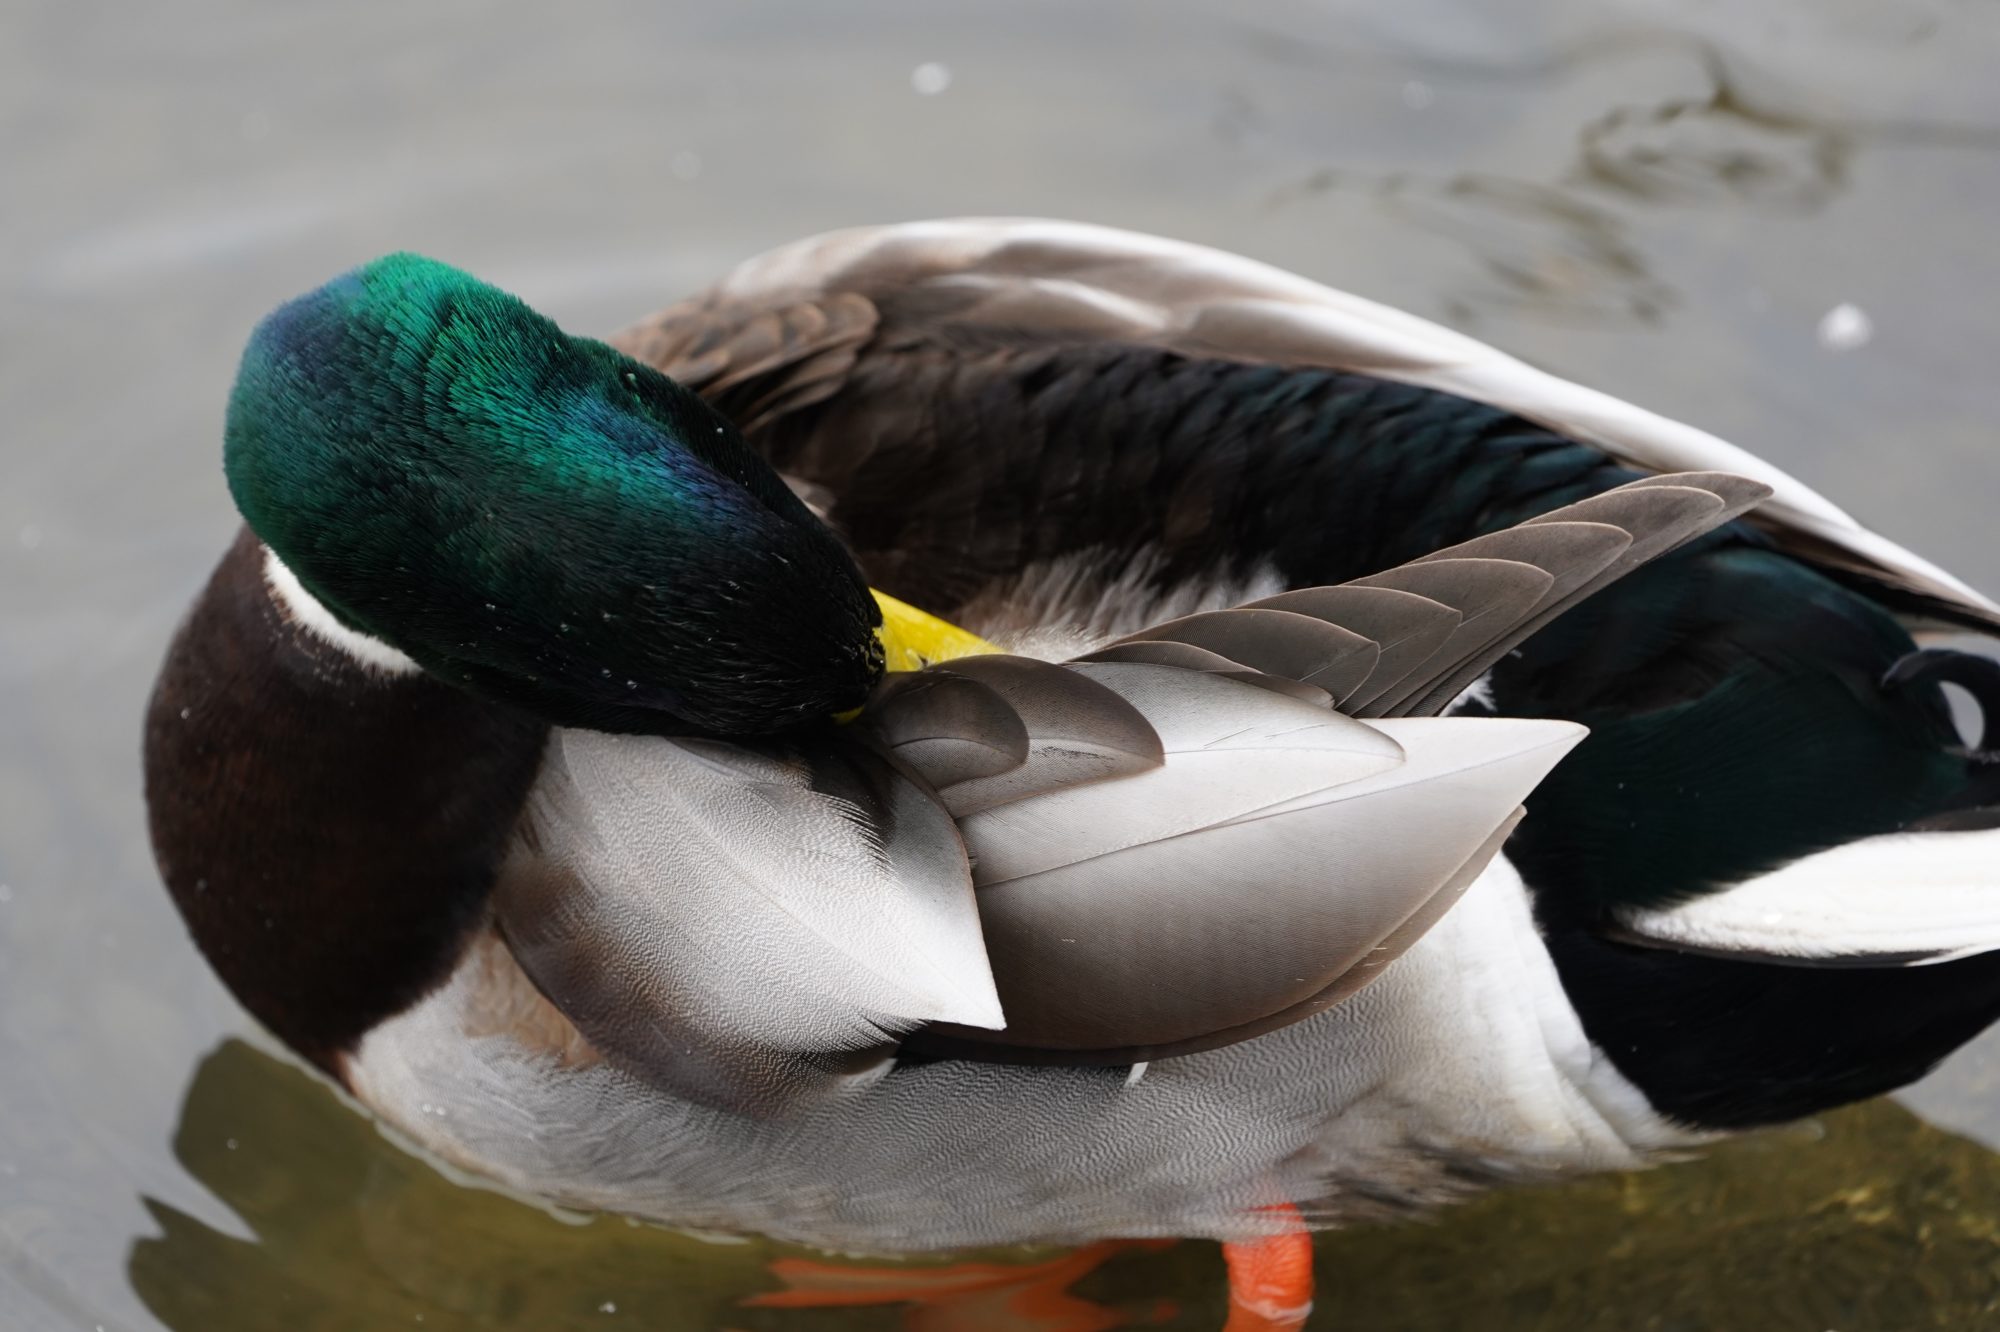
5;0;2000;1327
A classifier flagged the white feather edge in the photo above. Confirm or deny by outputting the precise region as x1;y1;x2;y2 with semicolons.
1619;824;2000;965
720;217;1995;616
262;546;422;676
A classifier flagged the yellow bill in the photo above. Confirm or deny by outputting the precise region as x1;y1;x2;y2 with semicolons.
870;589;1000;671
833;591;1001;724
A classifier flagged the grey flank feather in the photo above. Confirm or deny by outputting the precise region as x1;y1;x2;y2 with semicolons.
494;728;999;1117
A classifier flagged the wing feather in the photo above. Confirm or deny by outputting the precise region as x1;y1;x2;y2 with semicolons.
920;687;1581;1060
1077;639;1336;706
1243;585;1462;712
1075;474;1768;720
495;728;999;1115
615;218;1995;624
890;654;1165;817
1113;607;1380;702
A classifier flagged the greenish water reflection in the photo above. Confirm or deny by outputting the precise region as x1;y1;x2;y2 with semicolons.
132;1042;2000;1331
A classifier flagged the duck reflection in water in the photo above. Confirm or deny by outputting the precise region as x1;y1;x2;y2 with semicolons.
131;1040;2000;1330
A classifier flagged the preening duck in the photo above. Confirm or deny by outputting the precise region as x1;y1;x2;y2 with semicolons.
146;222;2000;1327
612;219;2000;1122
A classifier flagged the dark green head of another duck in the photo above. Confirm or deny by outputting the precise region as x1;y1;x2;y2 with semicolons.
224;254;884;736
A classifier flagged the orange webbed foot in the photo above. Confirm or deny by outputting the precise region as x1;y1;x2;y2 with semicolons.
1219;1204;1314;1331
746;1204;1314;1331
745;1239;1177;1332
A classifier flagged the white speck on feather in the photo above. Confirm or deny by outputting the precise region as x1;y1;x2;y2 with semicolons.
1818;303;1872;351
911;62;952;95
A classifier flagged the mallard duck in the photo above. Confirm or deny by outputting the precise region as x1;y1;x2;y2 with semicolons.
145;222;2000;1328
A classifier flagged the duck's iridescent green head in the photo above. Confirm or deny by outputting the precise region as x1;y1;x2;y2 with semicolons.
224;254;884;735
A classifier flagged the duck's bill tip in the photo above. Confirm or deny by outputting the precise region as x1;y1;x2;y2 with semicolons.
871;588;1001;672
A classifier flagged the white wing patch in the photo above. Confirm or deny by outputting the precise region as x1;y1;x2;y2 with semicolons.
1619;825;2000;965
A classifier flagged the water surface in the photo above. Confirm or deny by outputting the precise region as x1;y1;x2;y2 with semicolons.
6;1;2000;1327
